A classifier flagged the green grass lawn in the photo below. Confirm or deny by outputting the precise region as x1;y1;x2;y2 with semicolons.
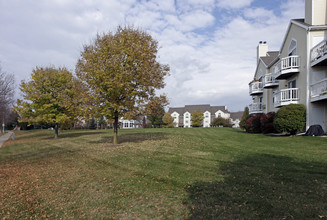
0;128;326;219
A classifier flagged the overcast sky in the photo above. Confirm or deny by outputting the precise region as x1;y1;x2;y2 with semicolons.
0;0;304;112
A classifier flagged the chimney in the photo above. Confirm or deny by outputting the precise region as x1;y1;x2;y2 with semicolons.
257;41;268;65
305;0;327;25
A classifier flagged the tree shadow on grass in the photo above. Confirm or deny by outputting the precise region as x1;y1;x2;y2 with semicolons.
39;131;106;140
90;132;168;144
1;145;80;162
56;131;105;139
184;154;327;219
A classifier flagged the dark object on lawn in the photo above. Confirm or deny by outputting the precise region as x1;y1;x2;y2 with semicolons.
304;125;325;136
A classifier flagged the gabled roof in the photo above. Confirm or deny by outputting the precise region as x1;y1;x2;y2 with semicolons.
254;50;279;79
230;111;243;120
292;19;309;28
261;51;279;67
168;104;229;115
280;18;327;53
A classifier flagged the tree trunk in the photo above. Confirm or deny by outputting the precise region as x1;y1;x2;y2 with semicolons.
55;124;59;139
113;112;119;145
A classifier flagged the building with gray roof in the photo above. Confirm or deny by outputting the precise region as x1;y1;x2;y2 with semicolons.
168;104;230;128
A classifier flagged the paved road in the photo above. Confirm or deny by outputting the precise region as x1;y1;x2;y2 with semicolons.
0;132;13;148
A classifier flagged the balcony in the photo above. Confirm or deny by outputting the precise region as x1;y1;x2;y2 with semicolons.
311;40;327;67
274;56;300;80
249;81;263;95
274;88;299;108
263;73;279;88
249;103;264;114
311;78;327;102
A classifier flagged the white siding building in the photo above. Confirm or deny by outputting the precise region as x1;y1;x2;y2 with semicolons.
119;116;146;129
168;104;230;128
248;0;327;133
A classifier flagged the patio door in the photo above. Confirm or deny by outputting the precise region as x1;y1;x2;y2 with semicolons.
312;105;326;132
288;79;296;88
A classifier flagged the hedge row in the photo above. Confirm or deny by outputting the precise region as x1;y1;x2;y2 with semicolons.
245;104;306;135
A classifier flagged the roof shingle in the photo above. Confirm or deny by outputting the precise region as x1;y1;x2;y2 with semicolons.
168;104;228;115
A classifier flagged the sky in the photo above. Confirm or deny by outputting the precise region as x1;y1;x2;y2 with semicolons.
0;0;305;112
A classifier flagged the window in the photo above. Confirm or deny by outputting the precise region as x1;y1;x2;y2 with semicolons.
312;35;324;48
218;112;221;117
185;120;189;124
185;114;189;118
273;65;279;75
130;123;134;128
288;39;297;56
124;122;129;128
205;113;209;118
259;97;263;103
258;69;263;79
288;79;296;88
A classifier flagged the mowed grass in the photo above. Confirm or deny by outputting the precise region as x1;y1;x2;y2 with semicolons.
0;128;326;219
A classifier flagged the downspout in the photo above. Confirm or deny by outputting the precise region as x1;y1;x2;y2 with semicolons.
306;29;311;130
265;69;268;114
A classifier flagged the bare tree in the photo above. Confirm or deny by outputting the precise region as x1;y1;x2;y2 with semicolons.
0;65;15;133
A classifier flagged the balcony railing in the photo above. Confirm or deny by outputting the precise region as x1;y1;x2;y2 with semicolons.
274;56;300;79
311;78;327;102
311;40;327;66
274;88;299;108
249;81;263;95
263;73;279;88
249;103;264;114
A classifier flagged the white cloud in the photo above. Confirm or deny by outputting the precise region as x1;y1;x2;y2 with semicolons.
217;0;254;9
281;0;305;18
179;10;215;31
0;0;305;111
176;0;216;12
243;7;276;22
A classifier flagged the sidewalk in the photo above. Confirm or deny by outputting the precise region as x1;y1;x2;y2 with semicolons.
0;132;13;148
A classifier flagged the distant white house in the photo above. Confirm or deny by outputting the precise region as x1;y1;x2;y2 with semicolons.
119;116;147;129
168;104;231;128
229;111;243;128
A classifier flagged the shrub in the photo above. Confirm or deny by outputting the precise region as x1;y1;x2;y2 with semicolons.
260;112;276;134
274;104;306;135
240;107;250;130
245;114;262;133
212;117;231;127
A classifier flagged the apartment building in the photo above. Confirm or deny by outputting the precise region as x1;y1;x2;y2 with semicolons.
168;104;230;128
249;0;327;132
